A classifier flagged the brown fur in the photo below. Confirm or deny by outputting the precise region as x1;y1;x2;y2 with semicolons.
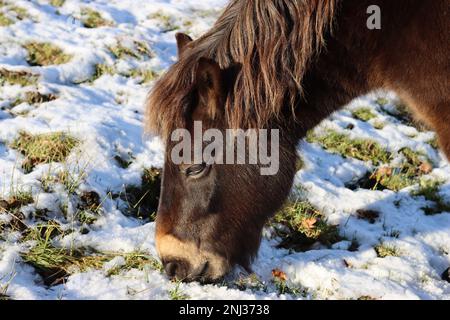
146;0;450;282
146;0;338;138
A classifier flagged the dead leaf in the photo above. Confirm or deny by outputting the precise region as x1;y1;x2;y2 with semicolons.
301;217;317;230
373;166;392;178
272;269;287;282
419;162;433;174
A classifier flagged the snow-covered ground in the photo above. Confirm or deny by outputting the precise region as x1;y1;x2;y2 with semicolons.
0;0;449;300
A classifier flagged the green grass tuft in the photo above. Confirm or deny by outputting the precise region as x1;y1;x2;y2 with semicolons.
412;179;450;215
373;121;386;130
368;148;433;192
133;40;154;59
9;5;29;21
148;12;179;32
121;168;161;220
91;63;115;81
352;107;377;122
348;148;433;192
272;201;342;251
107;252;163;276
168;281;189;300
24;42;72;66
0;12;13;26
374;244;400;258
11;132;79;173
127;68;158;84
307;130;391;165
50;0;65;7
21;223;162;286
81;8;113;28
108;43;140;60
427;137;439;149
11;91;57;107
0;188;34;223
0;68;38;86
375;97;389;107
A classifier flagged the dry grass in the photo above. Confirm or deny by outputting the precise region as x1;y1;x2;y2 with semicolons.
412;179;450;215
374;244;400;258
307;130;391;165
11;92;57;107
122;168;161;220
108;43;140;60
360;148;433;192
272;201;342;251
0;11;13;26
10;132;79;173
24;42;72;66
50;0;65;7
352;107;377;122
0;68;38;86
20;223;163;286
81;8;113;28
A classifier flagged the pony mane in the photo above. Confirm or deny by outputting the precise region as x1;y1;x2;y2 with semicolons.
146;0;338;139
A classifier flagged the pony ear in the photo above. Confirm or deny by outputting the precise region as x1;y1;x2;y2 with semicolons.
176;33;193;57
195;57;225;121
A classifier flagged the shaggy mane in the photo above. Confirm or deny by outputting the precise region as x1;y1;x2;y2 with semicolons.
146;0;338;139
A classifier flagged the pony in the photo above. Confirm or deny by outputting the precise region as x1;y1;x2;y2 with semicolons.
146;0;450;282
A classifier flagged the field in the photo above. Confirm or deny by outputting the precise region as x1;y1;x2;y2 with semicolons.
0;0;449;300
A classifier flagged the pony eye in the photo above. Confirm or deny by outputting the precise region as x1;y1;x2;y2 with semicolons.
185;163;208;177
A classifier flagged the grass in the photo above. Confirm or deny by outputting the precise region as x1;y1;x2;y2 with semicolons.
50;0;65;7
347;148;434;192
21;223;162;286
107;252;163;276
168;281;189;300
271;269;307;297
134;40;154;59
233;274;266;292
373;120;386;130
352;107;377;122
374;244;400;258
127;68;157;84
358;296;377;300
11;91;57;107
91;63;115;81
41;166;87;194
0;5;31;26
108;43;140;60
0;189;33;232
81;8;113;28
0;12;12;26
412;179;450;215
24;42;72;66
272;201;342;251
9;5;29;21
75;191;102;225
10;132;79;173
0;272;15;300
427;137;439;149
0;68;38;86
375;97;389;107
307;130;391;165
148;12;179;32
122;168;161;220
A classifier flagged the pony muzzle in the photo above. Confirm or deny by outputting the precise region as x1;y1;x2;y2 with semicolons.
156;234;230;282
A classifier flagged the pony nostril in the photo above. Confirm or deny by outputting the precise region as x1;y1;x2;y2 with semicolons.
163;260;189;280
164;261;178;278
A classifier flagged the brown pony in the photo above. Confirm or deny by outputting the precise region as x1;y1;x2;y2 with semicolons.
146;0;450;282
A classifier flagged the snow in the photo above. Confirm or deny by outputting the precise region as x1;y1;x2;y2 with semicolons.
1;0;449;300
